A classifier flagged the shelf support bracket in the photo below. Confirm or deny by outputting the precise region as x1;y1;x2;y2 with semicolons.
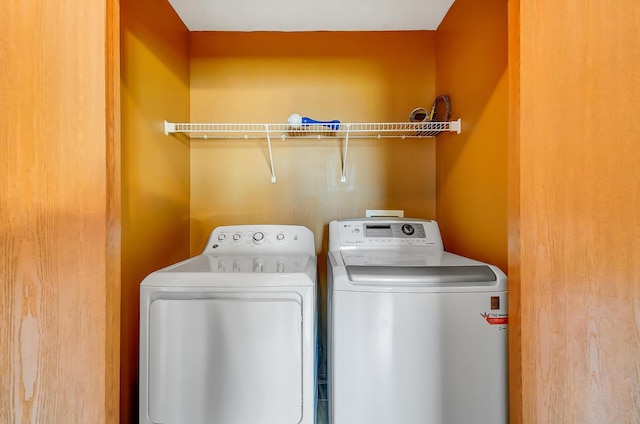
341;124;351;182
164;120;175;135
265;125;276;183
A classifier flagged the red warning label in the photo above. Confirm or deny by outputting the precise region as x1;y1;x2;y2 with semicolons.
481;311;508;325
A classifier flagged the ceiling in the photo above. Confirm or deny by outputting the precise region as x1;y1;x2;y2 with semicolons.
167;0;455;32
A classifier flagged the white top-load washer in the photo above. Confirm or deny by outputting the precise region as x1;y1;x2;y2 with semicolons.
327;218;508;424
139;225;317;424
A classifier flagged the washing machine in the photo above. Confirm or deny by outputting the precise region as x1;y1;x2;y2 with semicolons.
327;218;508;424
139;225;317;424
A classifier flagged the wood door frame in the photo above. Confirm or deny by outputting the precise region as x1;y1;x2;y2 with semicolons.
106;0;122;421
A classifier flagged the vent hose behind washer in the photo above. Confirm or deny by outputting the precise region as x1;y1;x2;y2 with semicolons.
428;95;451;122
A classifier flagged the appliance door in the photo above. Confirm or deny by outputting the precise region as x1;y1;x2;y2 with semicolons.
331;286;508;424
145;292;304;424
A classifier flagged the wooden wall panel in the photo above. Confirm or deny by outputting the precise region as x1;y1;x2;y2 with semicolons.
507;0;523;422
515;0;640;422
106;0;122;421
0;0;117;422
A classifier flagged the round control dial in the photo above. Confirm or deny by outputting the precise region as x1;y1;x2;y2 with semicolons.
402;224;415;235
252;232;265;244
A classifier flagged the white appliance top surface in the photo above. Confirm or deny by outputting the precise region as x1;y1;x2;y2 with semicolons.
329;218;507;291
162;253;315;274
141;225;317;287
340;250;478;267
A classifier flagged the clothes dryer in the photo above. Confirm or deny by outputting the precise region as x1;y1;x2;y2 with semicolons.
327;218;508;424
139;225;317;424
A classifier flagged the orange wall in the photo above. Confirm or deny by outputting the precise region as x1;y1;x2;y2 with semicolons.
1;0;119;422
120;0;190;421
512;0;640;422
435;0;508;272
435;0;510;418
189;31;439;377
189;31;438;254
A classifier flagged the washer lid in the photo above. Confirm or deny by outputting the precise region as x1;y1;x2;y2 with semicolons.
153;253;316;273
333;250;507;291
346;265;497;286
141;253;317;287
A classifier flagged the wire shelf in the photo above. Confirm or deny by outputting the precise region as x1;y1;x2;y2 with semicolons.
163;119;461;183
164;120;461;139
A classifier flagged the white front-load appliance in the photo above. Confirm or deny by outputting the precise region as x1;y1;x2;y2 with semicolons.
139;225;317;424
327;218;508;424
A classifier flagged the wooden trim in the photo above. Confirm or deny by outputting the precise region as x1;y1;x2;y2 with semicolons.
507;0;522;423
105;0;122;421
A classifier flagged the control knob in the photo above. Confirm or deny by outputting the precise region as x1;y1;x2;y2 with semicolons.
252;232;265;244
402;224;415;235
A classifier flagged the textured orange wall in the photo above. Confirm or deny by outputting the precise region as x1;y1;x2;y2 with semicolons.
435;0;508;272
513;1;640;422
120;0;190;421
189;31;438;254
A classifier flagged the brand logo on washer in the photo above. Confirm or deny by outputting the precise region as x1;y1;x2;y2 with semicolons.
481;311;508;326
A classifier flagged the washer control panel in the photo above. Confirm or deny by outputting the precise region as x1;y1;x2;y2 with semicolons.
331;219;444;249
203;224;316;255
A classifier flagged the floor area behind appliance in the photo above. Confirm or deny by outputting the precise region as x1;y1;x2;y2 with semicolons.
317;376;328;424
